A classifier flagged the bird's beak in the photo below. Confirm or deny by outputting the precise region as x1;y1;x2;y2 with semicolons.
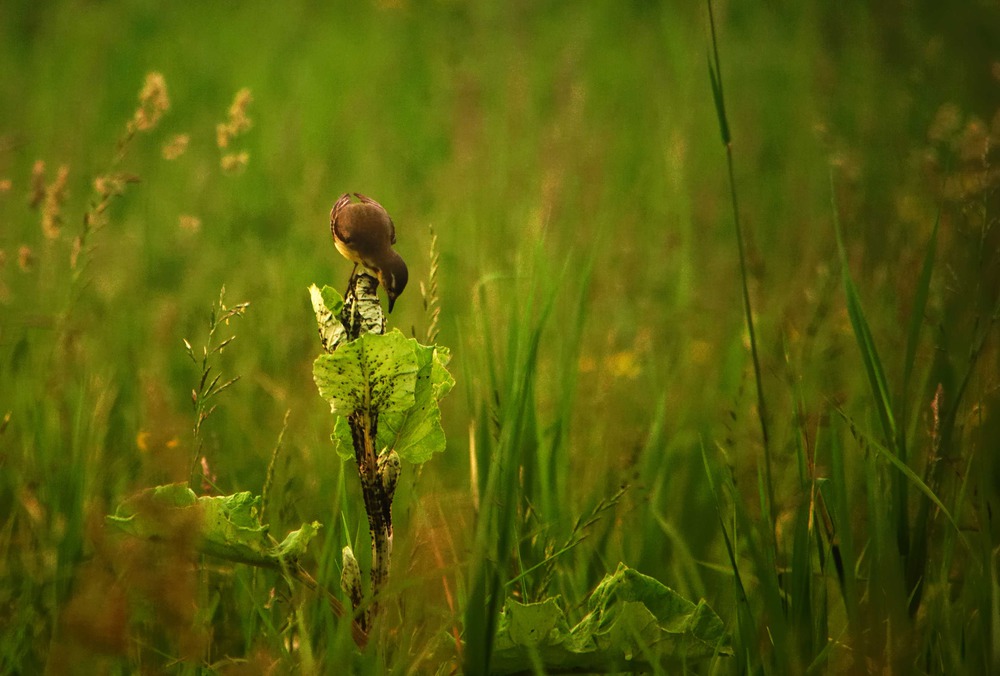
388;296;396;313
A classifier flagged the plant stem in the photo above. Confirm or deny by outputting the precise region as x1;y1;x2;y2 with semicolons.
342;272;395;631
706;0;775;527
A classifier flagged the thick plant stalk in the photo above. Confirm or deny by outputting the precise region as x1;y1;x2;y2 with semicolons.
341;272;397;630
348;408;392;626
314;271;450;635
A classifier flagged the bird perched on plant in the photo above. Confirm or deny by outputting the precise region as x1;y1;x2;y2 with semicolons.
330;192;409;313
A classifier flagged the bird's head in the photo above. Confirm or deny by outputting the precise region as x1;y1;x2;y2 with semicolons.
379;253;409;313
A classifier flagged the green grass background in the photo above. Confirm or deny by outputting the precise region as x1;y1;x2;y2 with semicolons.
2;1;999;673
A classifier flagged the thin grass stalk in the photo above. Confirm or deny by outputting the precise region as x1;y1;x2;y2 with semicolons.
705;0;775;528
899;208;941;458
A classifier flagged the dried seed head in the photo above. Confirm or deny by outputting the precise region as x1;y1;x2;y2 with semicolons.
228;88;253;135
215;123;230;150
94;176;111;198
217;88;253;149
70;236;83;269
29;160;46;208
93;173;136;199
18;245;34;271
129;72;170;133
162;134;189;160
220;152;249;174
41;164;69;240
178;214;201;233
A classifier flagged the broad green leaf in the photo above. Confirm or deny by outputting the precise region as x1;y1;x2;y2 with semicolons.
378;344;455;463
320;337;453;465
107;484;321;568
490;563;731;674
579;564;731;658
311;282;455;465
312;330;419;418
198;490;270;562
499;597;569;648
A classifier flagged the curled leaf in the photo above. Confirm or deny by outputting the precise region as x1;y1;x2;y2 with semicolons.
107;483;321;568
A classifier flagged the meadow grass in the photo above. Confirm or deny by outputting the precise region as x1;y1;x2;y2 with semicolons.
2;1;999;674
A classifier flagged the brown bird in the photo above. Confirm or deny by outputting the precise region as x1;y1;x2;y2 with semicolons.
330;192;409;312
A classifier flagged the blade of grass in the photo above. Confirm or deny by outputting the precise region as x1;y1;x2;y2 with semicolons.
821;417;858;626
896;206;941;618
704;0;775;532
899;208;940;454
830;173;897;450
829;170;911;579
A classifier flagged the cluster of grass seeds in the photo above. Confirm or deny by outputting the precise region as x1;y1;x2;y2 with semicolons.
0;70;295;675
217;88;253;175
0;71;176;674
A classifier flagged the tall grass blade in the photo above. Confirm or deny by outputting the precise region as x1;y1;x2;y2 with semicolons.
830;175;897;449
705;1;729;145
900;209;940;440
897;207;940;616
704;0;774;526
829;171;914;586
822;418;858;625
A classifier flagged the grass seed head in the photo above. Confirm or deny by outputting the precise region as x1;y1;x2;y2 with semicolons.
129;72;170;133
178;214;201;233
29;159;46;208
41;164;69;239
221;151;249;174
162;133;189;160
18;245;33;271
217;87;253;149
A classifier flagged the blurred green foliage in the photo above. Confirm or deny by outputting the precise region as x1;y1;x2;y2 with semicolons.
1;0;998;673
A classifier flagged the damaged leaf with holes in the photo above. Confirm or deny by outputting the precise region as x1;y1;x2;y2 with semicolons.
312;317;454;465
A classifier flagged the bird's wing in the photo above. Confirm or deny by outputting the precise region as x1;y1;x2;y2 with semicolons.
330;193;352;241
355;192;396;243
354;192;381;208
